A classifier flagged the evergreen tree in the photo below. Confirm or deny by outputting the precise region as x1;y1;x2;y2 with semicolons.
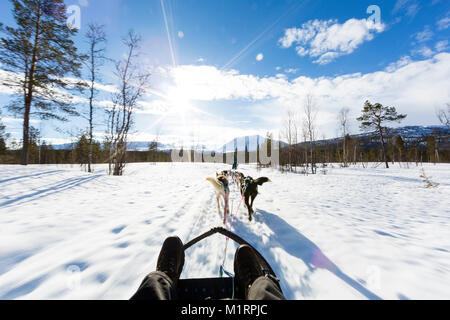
27;126;41;164
426;136;436;163
0;0;86;165
148;138;158;162
395;135;405;163
245;137;249;164
357;101;407;168
0;111;9;155
75;134;90;168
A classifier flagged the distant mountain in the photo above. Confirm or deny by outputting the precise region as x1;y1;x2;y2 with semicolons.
49;126;448;151
126;141;177;152
311;125;450;147
51;141;176;151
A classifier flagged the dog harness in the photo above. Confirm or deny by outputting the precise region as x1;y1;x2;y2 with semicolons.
243;176;257;194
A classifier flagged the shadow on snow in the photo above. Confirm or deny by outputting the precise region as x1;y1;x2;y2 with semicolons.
0;174;102;208
233;209;382;300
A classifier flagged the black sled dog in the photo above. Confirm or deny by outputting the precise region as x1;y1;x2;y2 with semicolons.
240;176;271;221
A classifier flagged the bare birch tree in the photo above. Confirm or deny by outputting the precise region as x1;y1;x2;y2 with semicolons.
338;107;350;167
303;94;318;174
107;30;150;176
282;110;298;171
84;23;107;173
436;103;450;127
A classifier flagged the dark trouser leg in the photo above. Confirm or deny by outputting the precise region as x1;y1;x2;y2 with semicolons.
247;276;286;300
130;271;177;300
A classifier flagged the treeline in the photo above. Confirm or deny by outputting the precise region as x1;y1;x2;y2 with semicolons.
277;99;450;173
0;132;171;166
279;133;450;172
1;130;448;167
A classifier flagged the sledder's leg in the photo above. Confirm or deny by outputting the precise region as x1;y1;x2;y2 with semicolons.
234;244;285;300
130;236;184;300
130;271;176;300
247;276;285;300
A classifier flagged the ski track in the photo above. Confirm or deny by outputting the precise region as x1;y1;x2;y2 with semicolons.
0;163;449;300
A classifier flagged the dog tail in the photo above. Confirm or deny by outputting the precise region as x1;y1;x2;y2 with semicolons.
255;177;271;185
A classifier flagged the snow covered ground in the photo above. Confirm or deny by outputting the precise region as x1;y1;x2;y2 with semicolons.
0;162;449;300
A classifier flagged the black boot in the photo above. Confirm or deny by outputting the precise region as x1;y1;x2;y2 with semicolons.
156;236;185;284
234;244;264;299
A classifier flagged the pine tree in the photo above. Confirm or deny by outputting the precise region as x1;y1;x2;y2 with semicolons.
75;134;90;169
0;0;86;165
0;110;9;155
27;126;41;164
0;121;7;155
357;101;407;168
148;138;158;163
395;135;405;163
426;136;436;163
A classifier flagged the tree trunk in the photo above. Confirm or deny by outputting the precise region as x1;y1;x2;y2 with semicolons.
21;102;31;165
343;137;347;167
378;125;389;168
435;139;440;164
88;81;94;173
21;4;41;166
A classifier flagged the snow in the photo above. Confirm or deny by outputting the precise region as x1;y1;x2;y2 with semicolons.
0;162;449;300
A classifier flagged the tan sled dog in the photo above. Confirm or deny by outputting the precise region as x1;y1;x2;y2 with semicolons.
206;174;230;224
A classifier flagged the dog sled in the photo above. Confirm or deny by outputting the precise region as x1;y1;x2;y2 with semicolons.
177;227;278;300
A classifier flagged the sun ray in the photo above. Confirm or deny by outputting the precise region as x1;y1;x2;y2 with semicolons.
221;0;309;71
160;0;177;67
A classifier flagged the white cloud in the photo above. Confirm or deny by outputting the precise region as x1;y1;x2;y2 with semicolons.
2;117;41;124
2;52;450;145
435;40;449;52
78;0;89;7
256;53;264;61
159;53;450;105
279;18;385;64
413;46;435;58
285;68;299;74
392;0;420;19
385;56;412;72
413;26;433;43
437;16;450;30
148;52;450;142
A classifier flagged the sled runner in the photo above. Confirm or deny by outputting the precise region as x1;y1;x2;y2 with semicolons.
177;227;278;300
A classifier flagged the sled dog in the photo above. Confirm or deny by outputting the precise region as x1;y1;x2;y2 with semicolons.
206;173;230;224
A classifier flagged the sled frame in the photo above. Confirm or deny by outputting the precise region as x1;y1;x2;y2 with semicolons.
177;227;277;300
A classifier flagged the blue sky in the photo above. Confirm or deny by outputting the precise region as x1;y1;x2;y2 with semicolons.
0;0;449;149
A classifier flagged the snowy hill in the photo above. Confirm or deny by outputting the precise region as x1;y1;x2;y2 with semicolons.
0;163;449;299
